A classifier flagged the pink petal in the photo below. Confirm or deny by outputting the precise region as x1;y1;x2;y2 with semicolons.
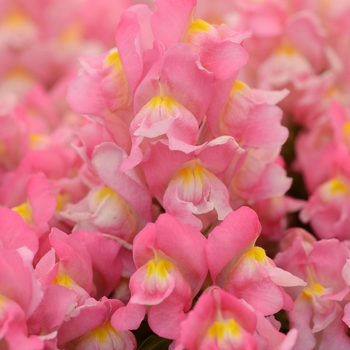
151;0;196;49
0;208;38;253
206;207;261;284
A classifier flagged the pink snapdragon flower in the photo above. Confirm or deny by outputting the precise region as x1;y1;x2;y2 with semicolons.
27;228;125;346
0;295;44;350
27;282;77;349
257;11;331;90
11;172;57;237
67;49;132;119
61;142;152;243
295;100;350;193
0;247;44;349
174;286;298;350
299;154;350;240
251;195;305;239
294;119;338;194
132;41;217;127
274;228;350;350
0;0;134;97
0;131;82;210
253;312;298;350
227;150;292;210
71;230;123;299
0;248;42;320
122;93;200;171
67;0;210;121
230;0;288;39
0;93;29;170
202;76;293;222
174;287;257;350
0;86;86;217
0;208;38;254
291;0;350;57
57;297;136;350
207;79;288;148
141;137;238;229
111;213;207;339
206;206;305;315
45;228;94;303
291;71;348;129
184;18;250;81
206;0;349;120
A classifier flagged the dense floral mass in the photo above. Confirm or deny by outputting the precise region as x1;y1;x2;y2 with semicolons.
1;0;350;349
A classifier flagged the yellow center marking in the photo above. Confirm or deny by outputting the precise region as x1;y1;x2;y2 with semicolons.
245;246;268;263
208;319;241;341
147;259;173;281
12;202;33;225
188;19;212;34
231;80;248;93
328;178;348;195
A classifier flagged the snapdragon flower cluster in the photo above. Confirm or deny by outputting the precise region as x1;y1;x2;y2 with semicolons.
212;0;350;243
1;0;350;349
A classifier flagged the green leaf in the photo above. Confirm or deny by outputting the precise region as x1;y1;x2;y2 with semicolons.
138;335;172;350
